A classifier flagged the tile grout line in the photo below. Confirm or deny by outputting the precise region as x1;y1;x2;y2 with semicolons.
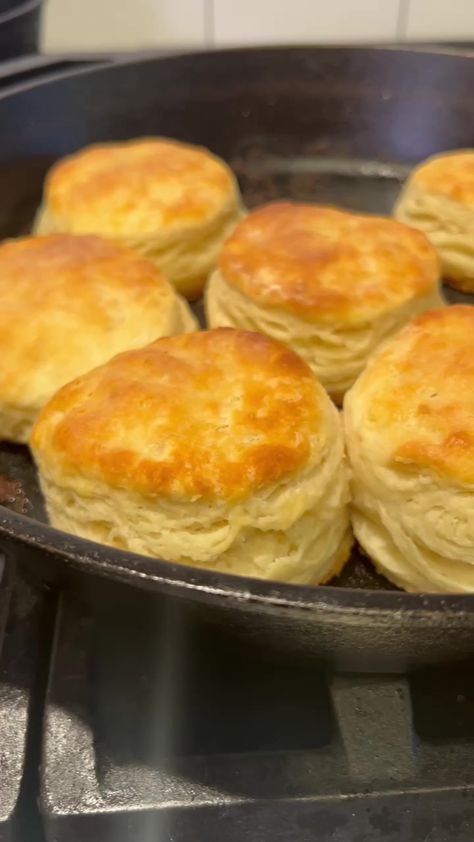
396;0;411;41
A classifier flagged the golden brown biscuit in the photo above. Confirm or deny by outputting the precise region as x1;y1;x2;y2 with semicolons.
394;150;474;292
31;328;352;584
344;305;474;593
34;137;244;299
206;202;443;403
0;234;196;443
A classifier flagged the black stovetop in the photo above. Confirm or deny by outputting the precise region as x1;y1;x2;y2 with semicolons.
2;561;474;842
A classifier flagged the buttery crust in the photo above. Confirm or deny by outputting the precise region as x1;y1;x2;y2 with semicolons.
35;137;244;298
0;234;196;443
219;202;440;322
31;328;352;584
32;328;327;501
344;305;474;593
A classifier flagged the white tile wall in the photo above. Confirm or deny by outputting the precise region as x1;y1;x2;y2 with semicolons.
42;0;207;51
213;0;400;44
41;0;474;53
403;0;474;40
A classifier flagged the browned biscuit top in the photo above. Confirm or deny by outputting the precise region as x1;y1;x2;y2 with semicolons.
32;328;326;502
45;137;238;236
410;151;474;205
349;305;474;485
220;202;440;322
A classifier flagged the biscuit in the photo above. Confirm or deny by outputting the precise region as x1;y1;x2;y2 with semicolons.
344;305;474;593
34;137;244;299
31;328;352;585
394;150;474;292
0;234;196;443
206;202;443;403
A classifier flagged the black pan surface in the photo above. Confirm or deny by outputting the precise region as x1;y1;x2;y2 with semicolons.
1;46;474;669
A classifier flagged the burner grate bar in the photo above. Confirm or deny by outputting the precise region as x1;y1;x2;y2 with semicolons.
330;674;417;786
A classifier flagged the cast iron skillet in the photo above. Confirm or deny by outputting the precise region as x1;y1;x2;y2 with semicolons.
0;46;474;670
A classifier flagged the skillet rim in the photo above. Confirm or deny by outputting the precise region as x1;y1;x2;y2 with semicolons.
2;43;474;101
3;504;474;617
